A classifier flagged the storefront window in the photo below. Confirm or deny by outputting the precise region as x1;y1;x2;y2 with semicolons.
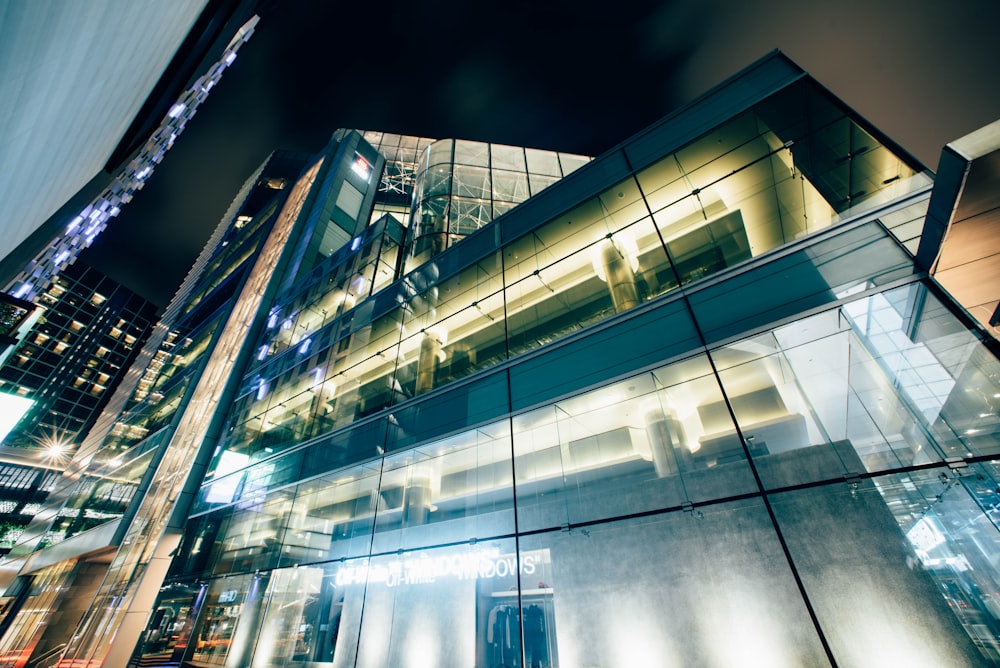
186;573;260;667
251;563;362;667
133;582;207;666
355;539;527;668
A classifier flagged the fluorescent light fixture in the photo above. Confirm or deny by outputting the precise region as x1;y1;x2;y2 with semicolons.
0;393;34;443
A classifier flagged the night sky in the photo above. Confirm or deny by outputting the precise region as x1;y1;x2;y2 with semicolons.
82;0;1000;307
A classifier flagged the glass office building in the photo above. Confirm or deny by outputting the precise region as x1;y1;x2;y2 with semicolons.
2;53;999;668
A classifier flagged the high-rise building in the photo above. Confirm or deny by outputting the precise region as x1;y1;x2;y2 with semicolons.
0;1;260;619
0;263;159;561
0;465;60;557
1;52;999;668
0;12;260;303
0;262;157;557
0;0;210;271
0;263;159;451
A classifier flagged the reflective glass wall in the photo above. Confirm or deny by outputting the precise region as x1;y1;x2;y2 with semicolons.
215;78;928;478
137;281;1000;667
129;71;1000;667
407;139;591;272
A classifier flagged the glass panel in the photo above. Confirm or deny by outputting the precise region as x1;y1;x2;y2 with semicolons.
452;165;490;200
250;563;363;667
215;487;296;575
770;473;998;666
354;538;521;668
278;461;380;566
558;153;590;176
513;356;757;531
56;448;153;540
712;283;1000;488
503;215;670;358
132;581;206;666
425;139;452;169
278;308;404;427
517;501;828;666
879;200;928;254
169;512;228;579
373;420;514;553
396;255;504;396
491;170;529;203
528;172;560;197
491;144;526;172
453;139;489;167
525;148;561;176
408;196;449;272
508;297;701;412
447;197;491;237
689;221;915;345
634;86;929;294
714;325;849;488
299;417;386;481
841;284;1000;459
185;573;259;667
387;370;510;450
418;163;452;202
491;200;517;220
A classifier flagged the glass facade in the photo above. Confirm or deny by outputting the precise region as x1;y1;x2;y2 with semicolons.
407;139;590;273
5;54;999;668
128;71;1000;667
143;278;1000;668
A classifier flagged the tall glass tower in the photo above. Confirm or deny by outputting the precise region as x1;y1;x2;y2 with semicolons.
1;53;999;668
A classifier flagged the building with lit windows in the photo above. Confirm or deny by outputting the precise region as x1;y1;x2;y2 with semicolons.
0;263;158;451
0;12;260;303
0;1;260;620
0;262;157;556
1;52;999;668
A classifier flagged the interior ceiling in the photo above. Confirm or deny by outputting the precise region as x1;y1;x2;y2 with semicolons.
0;0;208;265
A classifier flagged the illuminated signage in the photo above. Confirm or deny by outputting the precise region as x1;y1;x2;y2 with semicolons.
351;153;372;181
218;590;239;603
335;548;547;588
